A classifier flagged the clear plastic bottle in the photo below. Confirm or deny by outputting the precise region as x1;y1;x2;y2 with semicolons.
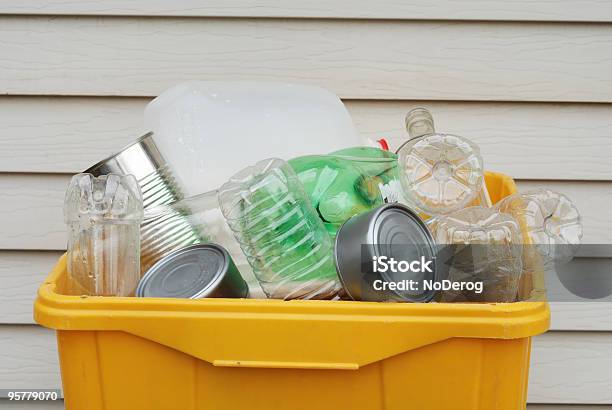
429;206;523;302
496;189;583;267
64;174;143;296
397;108;488;215
218;158;342;300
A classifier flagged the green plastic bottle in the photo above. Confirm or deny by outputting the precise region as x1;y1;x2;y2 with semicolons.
288;147;403;237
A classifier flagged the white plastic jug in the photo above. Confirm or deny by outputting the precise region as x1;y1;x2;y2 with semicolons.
144;82;363;196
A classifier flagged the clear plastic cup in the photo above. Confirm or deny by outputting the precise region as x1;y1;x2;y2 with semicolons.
64;173;143;296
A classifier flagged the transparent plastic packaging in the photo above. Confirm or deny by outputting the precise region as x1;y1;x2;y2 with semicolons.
430;206;523;302
219;158;342;300
397;108;488;215
288;146;403;237
496;189;583;267
64;174;143;296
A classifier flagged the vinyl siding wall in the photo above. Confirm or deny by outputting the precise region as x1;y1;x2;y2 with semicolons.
0;2;611;408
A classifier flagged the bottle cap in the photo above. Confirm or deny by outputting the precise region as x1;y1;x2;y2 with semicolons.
377;138;390;151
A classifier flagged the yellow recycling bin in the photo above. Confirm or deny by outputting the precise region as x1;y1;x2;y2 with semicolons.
35;171;550;410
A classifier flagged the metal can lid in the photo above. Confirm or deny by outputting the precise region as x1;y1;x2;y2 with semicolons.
371;205;437;302
334;203;438;303
85;132;166;181
137;243;232;298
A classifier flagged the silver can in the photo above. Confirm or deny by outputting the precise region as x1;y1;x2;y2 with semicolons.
85;132;183;209
334;203;439;303
136;243;248;299
85;133;204;272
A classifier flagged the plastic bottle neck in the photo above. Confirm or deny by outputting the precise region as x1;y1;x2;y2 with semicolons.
405;108;435;140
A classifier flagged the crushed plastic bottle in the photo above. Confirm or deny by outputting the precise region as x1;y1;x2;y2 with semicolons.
218;158;342;300
289;147;403;237
496;189;583;267
397;108;487;215
429;206;523;302
64;173;143;296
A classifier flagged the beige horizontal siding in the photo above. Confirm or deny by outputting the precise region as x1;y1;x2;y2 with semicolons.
2;326;611;404
0;5;610;406
0;326;60;392
1;0;612;22
1;97;611;180
1;17;612;101
530;332;612;403
548;302;612;331
0;251;63;324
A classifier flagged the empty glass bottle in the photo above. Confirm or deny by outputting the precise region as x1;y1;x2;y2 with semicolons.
218;158;342;300
64;173;143;296
397;108;487;215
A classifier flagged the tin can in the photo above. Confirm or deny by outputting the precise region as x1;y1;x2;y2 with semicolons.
85;132;184;209
85;133;204;271
137;243;248;299
334;203;439;302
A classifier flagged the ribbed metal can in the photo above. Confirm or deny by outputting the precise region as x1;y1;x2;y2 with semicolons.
85;133;204;272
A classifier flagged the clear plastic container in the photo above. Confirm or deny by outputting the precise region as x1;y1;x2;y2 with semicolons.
397;108;487;215
143;82;364;197
64;173;143;296
430;206;523;302
218;158;341;300
496;189;583;267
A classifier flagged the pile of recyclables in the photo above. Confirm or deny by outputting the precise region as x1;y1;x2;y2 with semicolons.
37;81;569;410
63;82;583;304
